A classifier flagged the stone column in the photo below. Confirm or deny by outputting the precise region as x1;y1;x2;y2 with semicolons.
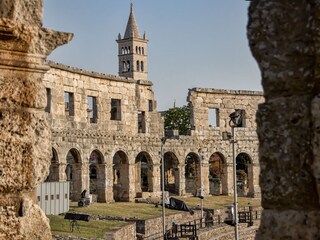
58;163;67;181
248;1;320;238
152;163;161;193
96;163;107;202
225;163;234;195
0;1;72;239
202;162;210;196
106;163;115;203
128;163;136;202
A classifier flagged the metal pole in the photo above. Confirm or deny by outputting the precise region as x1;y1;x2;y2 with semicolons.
161;140;166;239
232;126;239;240
199;153;203;220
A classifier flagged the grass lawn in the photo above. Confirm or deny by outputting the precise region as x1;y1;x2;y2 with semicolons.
69;201;179;219
49;196;260;238
48;215;127;239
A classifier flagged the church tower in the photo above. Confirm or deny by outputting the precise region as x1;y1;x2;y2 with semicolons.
117;3;148;80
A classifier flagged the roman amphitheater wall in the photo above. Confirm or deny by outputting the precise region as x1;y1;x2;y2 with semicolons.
44;64;264;202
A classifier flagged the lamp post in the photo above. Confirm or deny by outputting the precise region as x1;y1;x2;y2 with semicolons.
228;109;243;240
160;137;167;239
198;148;204;220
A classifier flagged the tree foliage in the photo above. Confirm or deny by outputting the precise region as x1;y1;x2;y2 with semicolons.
164;105;191;135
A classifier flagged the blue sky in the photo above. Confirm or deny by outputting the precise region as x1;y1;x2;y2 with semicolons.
43;0;261;111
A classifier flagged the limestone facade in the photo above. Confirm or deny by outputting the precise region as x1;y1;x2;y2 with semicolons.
42;3;264;203
44;60;264;202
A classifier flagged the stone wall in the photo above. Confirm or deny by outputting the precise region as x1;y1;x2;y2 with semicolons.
0;0;72;239
248;1;320;239
43;63;264;202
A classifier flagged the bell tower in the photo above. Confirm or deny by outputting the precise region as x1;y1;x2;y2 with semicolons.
117;3;148;80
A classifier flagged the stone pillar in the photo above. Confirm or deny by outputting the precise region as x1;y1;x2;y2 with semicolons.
180;164;186;196
225;163;234;195
0;1;72;239
58;163;67;181
251;163;260;197
248;1;320;238
152;163;161;193
128;163;136;202
96;164;107;202
106;163;114;203
202;162;210;196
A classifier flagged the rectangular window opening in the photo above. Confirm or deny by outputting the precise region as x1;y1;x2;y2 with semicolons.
64;92;75;116
45;88;51;113
111;99;121;120
138;111;146;133
208;108;219;127
148;100;153;112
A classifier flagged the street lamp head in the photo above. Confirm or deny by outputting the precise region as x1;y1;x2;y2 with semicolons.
229;109;243;127
161;137;167;144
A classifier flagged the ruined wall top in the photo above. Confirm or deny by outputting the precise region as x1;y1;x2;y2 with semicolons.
189;87;263;96
48;61;153;86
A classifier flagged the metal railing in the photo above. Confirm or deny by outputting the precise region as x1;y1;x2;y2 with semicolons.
165;207;262;240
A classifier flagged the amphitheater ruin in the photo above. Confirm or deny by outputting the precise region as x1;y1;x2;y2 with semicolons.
43;4;263;203
2;0;317;239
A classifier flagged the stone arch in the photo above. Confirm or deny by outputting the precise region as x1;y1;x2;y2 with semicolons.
138;46;141;54
113;151;130;201
136;46;138;53
236;152;253;197
185;152;200;196
124;47;128;54
135;152;153;196
66;148;82;201
136;60;140;71
163;152;180;195
89;150;105;201
142;47;144;55
46;148;59;182
208;152;227;195
141;61;144;71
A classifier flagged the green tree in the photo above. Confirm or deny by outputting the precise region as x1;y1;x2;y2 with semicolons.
164;105;191;135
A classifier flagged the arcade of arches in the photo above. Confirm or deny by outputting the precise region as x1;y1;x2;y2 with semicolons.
47;146;257;202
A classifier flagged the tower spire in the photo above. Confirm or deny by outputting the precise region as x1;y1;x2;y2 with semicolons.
124;2;141;39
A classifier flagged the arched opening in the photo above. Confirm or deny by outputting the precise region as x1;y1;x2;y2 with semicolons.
89;150;104;201
128;46;131;53
163;152;180;195
138;47;141;54
66;148;82;201
236;152;252;196
46;148;59;182
135;152;153;196
124;47;128;54
122;61;127;72
209;152;226;195
142;47;144;55
141;61;144;72
113;151;129;201
136;60;140;71
127;60;131;71
185;152;200;196
121;47;124;54
136;46;138;53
